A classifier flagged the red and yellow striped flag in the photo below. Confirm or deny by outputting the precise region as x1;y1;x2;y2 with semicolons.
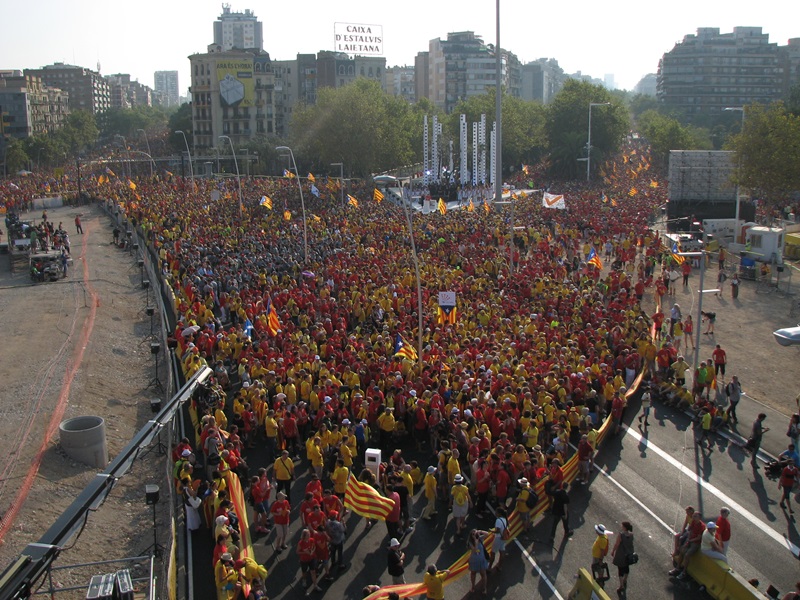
438;198;447;215
373;188;384;203
467;199;474;212
344;476;394;521
266;299;281;336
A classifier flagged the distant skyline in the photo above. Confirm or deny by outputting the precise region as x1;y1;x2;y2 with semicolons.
1;0;796;96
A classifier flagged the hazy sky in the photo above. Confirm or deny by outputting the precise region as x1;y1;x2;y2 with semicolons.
2;0;796;94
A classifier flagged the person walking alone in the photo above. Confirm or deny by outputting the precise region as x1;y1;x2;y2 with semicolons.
725;376;742;424
611;521;635;595
549;482;573;542
750;413;770;466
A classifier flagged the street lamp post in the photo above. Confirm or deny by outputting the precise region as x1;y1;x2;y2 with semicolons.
137;129;152;164
174;130;194;189
219;136;243;224
679;251;719;371
130;150;155;177
115;135;132;179
330;162;344;207
724;106;746;241
586;102;611;182
275;146;309;264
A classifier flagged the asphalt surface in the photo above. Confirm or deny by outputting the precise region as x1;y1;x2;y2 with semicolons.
192;386;799;600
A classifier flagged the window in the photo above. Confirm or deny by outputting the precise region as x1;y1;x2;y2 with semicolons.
749;234;762;248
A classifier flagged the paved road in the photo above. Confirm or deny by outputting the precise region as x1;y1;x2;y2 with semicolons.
192;386;798;600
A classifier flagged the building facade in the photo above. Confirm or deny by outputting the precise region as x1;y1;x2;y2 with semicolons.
384;65;416;103
213;5;263;51
24;63;110;115
0;73;69;140
424;31;521;113
189;45;275;149
657;27;793;117
106;74;154;109
520;58;566;104
154;70;180;107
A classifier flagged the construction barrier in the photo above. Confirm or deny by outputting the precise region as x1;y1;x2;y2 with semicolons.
567;568;612;600
685;553;769;600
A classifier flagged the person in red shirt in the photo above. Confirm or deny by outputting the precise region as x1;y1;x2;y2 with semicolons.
306;503;326;532
314;526;333;580
270;491;291;552
548;458;565;491
297;527;321;592
780;463;799;514
299;492;320;527
576;435;594;485
715;507;732;554
611;392;626;435
711;344;727;383
305;473;324;502
474;459;492;516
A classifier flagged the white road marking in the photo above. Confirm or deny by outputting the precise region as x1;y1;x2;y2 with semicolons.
622;423;800;558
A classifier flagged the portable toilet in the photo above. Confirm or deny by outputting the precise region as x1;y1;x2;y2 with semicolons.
785;233;800;260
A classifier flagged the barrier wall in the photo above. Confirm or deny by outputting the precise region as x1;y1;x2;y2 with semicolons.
567;568;612;600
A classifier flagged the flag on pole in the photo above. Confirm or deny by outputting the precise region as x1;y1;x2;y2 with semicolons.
483;201;491;214
105;167;116;177
542;192;566;210
308;173;315;183
649;180;659;189
283;210;291;221
283;169;295;179
243;319;255;340
438;198;447;215
467;199;475;212
348;195;359;208
326;178;339;193
611;199;618;207
628;187;638;197
601;193;608;204
98;174;107;185
394;334;418;361
588;247;603;269
373;188;384;203
344;476;394;521
671;242;686;265
266;299;281;336
127;180;137;190
260;196;273;209
311;184;320;198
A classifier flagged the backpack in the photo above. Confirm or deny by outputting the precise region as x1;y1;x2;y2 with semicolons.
524;488;539;509
500;518;511;540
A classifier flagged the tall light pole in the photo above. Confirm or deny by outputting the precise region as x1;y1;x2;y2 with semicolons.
330;162;344;207
175;130;194;188
137;128;152;162
724;106;746;240
496;0;509;273
219;136;243;223
586;102;611;182
276;146;309;264
130;150;155;177
398;176;425;370
115;134;132;179
679;251;718;371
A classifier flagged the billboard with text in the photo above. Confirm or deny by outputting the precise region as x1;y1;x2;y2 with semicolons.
334;22;383;56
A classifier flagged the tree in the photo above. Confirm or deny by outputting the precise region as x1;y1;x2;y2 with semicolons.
637;110;712;168
727;102;800;214
168;103;193;152
545;80;630;179
4;138;30;174
628;94;659;123
101;106;168;138
290;79;416;177
58;111;99;154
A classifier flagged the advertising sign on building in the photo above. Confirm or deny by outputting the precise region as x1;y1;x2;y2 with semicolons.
216;60;253;107
334;23;384;56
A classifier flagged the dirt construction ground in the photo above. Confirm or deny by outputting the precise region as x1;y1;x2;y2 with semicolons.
0;202;798;596
0;202;173;596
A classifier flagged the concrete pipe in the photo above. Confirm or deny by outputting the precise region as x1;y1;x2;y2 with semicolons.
59;416;108;468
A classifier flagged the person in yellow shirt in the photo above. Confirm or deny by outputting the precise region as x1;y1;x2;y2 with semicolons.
331;459;350;496
339;437;354;468
446;449;462;485
515;477;536;532
273;449;295;503
591;523;612;571
424;564;450;600
307;438;324;478
377;407;396;451
422;466;438;520
264;410;279;464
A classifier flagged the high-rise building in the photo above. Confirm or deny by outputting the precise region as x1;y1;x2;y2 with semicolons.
154;70;180;107
213;5;263;51
414;52;430;104
657;27;788;117
424;31;521;113
0;73;69;140
106;74;154;109
520;59;566;104
24;63;110;115
189;44;275;149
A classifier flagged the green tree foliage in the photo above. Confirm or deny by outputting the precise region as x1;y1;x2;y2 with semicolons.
448;92;547;171
545;80;630;179
168;103;193;152
637;110;712;168
786;83;800;118
628;94;659;123
289;79;415;177
59;110;99;154
22;134;69;170
101;106;168;138
5;138;30;173
727;102;800;211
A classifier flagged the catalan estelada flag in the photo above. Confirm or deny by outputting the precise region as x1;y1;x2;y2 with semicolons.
344;476;394;521
283;169;295;179
394;333;418;361
438;198;447;215
260;196;273;209
308;172;315;182
127;180;137;190
105;167;116;178
373;188;384;203
266;299;281;336
436;306;457;325
671;242;685;265
588;247;603;270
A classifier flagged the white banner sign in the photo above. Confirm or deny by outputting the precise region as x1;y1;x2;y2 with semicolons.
334;23;383;56
542;192;566;210
438;291;456;307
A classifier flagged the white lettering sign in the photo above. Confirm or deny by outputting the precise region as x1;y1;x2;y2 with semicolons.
438;291;456;307
334;22;384;56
